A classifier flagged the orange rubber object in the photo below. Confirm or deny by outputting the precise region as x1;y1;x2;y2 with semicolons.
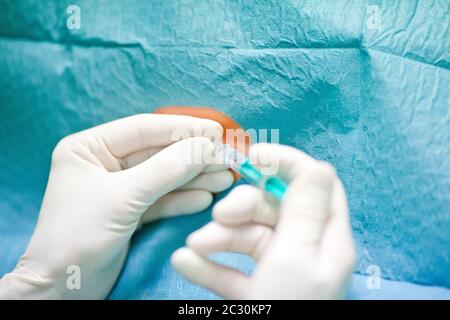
153;106;251;180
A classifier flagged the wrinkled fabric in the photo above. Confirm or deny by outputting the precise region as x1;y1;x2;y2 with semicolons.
0;0;449;299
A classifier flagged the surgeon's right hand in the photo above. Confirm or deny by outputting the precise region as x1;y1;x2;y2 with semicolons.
172;143;355;299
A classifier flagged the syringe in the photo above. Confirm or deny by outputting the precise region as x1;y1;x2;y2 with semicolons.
216;144;287;200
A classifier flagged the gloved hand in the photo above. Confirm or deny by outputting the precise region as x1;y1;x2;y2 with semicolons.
172;143;355;299
0;114;233;299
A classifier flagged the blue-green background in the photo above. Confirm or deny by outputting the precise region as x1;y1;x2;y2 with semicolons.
0;0;449;299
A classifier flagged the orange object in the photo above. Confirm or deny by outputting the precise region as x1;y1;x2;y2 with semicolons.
153;106;251;180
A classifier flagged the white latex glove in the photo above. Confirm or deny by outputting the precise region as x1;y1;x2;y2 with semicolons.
0;114;234;299
172;143;355;299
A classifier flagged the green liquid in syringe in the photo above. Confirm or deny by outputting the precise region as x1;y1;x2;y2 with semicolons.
238;160;287;200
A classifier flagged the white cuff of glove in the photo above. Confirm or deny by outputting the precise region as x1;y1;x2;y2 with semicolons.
0;267;61;300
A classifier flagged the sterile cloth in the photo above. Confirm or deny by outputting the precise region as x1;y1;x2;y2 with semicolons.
0;0;449;299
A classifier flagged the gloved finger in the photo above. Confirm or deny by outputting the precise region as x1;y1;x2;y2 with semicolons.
187;222;273;261
276;163;335;257
180;170;234;193
120;147;163;169
317;180;356;278
118;137;215;205
141;190;213;223
203;163;229;173
171;247;250;299
249;143;316;181
86;113;223;158
212;185;278;227
122;148;228;172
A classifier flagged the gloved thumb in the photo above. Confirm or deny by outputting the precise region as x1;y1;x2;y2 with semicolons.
275;163;335;256
118;136;216;205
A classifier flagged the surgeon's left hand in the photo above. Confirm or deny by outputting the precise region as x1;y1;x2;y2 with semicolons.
0;114;233;299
